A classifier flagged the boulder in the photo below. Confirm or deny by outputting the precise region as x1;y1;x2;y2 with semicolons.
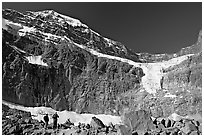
9;126;17;134
198;125;202;133
90;116;105;129
43;131;52;135
165;118;174;128
24;118;32;124
10;117;19;123
86;124;91;129
107;132;118;135
160;131;167;135
21;111;31;118
2;123;12;134
190;131;199;135
97;131;106;135
178;131;183;135
18;118;26;124
31;129;44;135
116;125;131;135
108;122;115;131
61;119;74;129
31;119;40;124
192;120;200;127
167;127;179;135
151;126;161;133
157;123;165;132
132;131;138;135
22;128;35;135
2;119;8;127
24;124;33;129
174;121;184;129
152;118;158;125
160;118;166;127
2;104;10;111
180;121;197;134
123;110;155;134
170;119;175;127
8;124;22;135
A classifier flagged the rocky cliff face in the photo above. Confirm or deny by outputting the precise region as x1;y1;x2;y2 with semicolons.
2;9;202;119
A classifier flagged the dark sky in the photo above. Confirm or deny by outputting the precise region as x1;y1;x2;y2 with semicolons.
2;2;202;54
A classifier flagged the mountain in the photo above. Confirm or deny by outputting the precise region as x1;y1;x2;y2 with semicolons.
2;8;202;121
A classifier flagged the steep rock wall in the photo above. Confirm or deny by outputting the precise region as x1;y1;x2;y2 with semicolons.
2;29;144;115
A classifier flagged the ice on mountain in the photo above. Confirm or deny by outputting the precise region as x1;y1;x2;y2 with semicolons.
25;55;48;66
2;18;8;30
18;26;36;36
104;38;114;47
168;113;184;121
164;93;177;98
81;28;90;33
2;18;23;31
91;29;101;36
10;45;26;54
161;54;194;69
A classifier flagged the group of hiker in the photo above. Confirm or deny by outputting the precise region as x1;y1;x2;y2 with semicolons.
43;112;59;129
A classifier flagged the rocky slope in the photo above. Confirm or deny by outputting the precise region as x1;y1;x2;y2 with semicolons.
2;8;202;126
2;105;202;135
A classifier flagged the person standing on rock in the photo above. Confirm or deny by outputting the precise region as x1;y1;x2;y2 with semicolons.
43;114;49;129
52;112;59;129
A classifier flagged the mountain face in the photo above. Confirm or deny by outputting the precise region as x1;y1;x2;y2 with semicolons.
2;9;202;119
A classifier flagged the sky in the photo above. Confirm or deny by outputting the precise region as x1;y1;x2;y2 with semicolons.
2;2;202;54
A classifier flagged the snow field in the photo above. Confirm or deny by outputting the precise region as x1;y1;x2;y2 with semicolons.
2;101;122;126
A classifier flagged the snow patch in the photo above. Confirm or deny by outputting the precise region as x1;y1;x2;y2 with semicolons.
104;38;113;47
161;54;194;69
18;25;62;44
25;55;48;66
168;113;184;121
10;45;26;54
2;18;23;30
164;93;177;98
2;18;8;30
168;112;202;122
91;29;101;36
2;101;122;126
32;10;88;27
81;28;90;33
18;26;36;36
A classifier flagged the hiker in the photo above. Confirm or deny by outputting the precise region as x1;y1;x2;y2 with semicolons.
52;112;59;129
160;76;164;89
43;114;49;129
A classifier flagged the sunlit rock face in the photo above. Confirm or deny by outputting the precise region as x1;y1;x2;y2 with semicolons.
2;9;202;119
